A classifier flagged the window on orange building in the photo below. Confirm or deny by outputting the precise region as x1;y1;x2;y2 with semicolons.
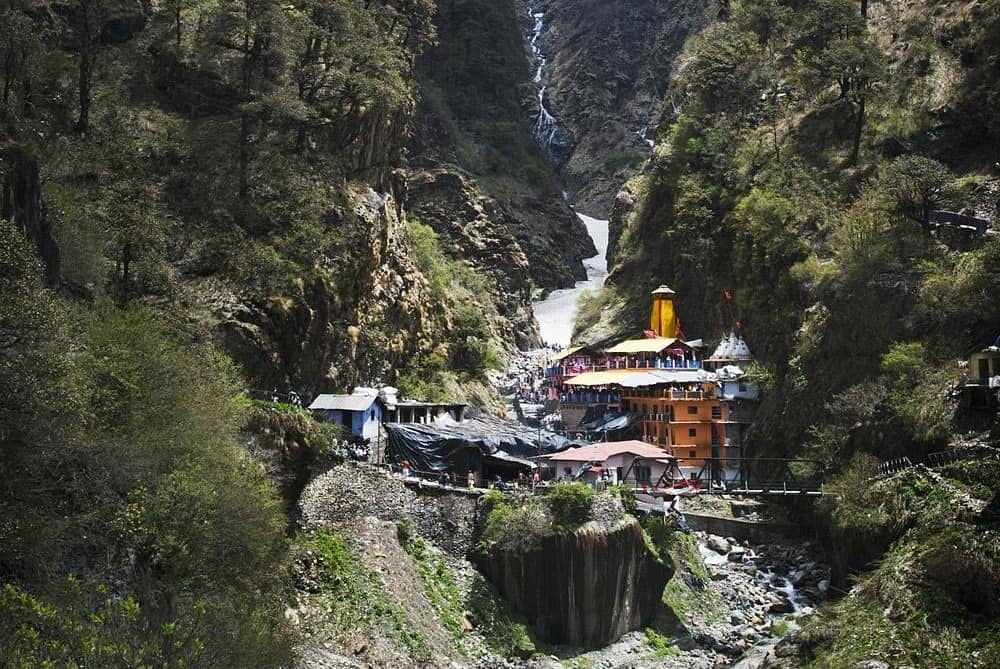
688;428;696;437
688;449;696;458
687;406;697;415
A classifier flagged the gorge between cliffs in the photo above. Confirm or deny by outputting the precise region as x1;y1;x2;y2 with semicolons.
2;0;999;667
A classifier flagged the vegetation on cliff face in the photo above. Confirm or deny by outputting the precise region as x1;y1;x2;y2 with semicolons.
540;0;711;217
787;460;1000;667
408;0;595;293
573;0;1000;662
396;220;504;402
1;0;525;396
581;0;1000;462
476;489;671;648
479;483;601;551
0;221;292;666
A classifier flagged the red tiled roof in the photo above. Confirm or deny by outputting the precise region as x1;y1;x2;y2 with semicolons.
546;440;671;462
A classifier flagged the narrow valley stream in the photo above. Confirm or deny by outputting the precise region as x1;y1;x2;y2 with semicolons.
515;7;825;668
526;3;610;348
533;212;608;347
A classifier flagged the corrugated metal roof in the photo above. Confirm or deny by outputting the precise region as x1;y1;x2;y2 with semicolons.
564;369;710;388
650;369;713;383
308;394;377;412
553;345;588;361
547;440;671;462
564;371;658;387
604;337;683;354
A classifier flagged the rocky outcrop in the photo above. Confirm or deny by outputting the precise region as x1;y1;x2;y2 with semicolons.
476;519;671;646
409;0;595;292
405;169;540;349
300;463;481;558
529;0;711;217
180;186;449;394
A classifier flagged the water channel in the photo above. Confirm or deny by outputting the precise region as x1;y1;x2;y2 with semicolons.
526;3;609;348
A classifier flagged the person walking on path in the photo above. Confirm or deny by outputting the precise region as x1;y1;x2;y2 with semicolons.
467;469;476;490
402;459;410;478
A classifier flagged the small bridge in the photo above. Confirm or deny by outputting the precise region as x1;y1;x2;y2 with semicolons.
869;445;1000;482
619;456;826;497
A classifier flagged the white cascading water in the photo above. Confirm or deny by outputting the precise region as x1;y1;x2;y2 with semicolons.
636;126;655;148
528;6;562;154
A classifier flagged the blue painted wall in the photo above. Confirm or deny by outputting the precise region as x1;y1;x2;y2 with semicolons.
314;401;382;440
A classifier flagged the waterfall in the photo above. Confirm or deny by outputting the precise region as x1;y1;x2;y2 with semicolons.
636;126;655;149
528;5;568;158
526;4;605;348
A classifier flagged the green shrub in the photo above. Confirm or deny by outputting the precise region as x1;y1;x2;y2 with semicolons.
396;351;455;401
481;488;506;508
406;221;454;295
610;484;638;515
644;627;681;659
481;500;551;552
545;482;595;529
0;578;204;668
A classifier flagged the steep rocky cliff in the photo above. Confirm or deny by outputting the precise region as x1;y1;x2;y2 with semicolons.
569;0;1000;660
529;0;712;217
408;0;595;298
405;170;540;348
176;186;451;394
476;518;670;646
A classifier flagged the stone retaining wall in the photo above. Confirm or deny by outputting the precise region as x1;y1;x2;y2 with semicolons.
681;511;800;544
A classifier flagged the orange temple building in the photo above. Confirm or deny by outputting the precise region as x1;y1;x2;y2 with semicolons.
549;285;754;480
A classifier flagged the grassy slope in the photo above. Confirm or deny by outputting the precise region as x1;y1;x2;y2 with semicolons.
795;460;1000;667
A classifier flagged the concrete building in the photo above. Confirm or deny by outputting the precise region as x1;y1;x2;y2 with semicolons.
543;440;675;486
309;391;383;441
310;387;466;441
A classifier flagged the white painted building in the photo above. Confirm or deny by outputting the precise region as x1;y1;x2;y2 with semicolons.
543;440;676;486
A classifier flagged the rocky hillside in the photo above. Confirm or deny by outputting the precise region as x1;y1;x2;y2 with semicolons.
408;0;596;302
0;0;544;403
572;0;1000;661
577;0;1000;437
767;458;1000;667
529;0;712;216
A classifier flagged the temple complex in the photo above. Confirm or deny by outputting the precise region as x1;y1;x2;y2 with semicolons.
545;286;759;480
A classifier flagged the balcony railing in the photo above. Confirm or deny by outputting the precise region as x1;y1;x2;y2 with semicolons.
560;392;621;405
546;358;702;377
623;389;715;400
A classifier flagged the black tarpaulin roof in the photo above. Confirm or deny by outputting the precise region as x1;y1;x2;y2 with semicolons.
385;417;578;474
579;411;640;432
